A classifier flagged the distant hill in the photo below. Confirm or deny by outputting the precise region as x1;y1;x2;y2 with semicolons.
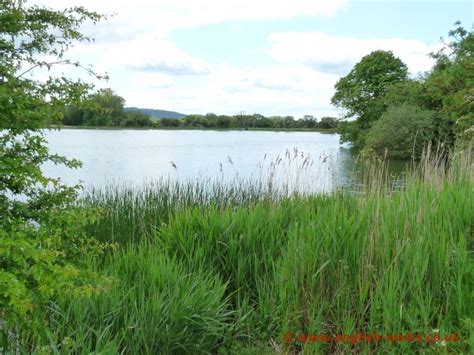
124;107;186;119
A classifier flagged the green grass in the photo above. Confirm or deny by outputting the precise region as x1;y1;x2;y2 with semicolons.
15;151;474;353
42;247;233;354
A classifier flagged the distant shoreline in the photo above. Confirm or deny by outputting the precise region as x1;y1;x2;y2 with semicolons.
52;125;338;133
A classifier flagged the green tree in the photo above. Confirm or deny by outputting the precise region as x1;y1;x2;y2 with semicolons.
425;23;473;147
234;112;251;128
382;79;431;109
331;50;408;149
301;115;318;128
0;0;109;343
215;115;231;128
63;89;156;128
318;116;338;129
87;88;125;126
63;88;126;126
63;104;86;126
182;114;203;127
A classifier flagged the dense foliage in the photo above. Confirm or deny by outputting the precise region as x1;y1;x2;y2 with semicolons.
175;113;338;130
363;104;450;159
333;23;473;158
0;0;109;345
332;50;409;149
426;25;474;146
63;88;154;127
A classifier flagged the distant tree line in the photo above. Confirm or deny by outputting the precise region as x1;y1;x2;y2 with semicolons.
161;113;338;130
332;23;472;159
63;90;339;130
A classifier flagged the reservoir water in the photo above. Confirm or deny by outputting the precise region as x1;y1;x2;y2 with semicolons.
42;129;408;193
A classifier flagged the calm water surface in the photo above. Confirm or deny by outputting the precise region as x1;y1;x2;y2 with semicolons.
43;129;408;192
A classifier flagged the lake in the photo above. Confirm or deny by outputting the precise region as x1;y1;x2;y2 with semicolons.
43;129;409;193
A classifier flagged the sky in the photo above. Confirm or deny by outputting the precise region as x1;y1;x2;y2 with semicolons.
32;0;473;118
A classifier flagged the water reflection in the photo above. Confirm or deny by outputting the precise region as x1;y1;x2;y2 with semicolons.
334;147;413;192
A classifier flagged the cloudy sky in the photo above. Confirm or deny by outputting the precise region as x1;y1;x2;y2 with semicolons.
33;0;472;117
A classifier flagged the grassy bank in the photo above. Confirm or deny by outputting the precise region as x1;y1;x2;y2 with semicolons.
9;153;474;353
55;125;338;133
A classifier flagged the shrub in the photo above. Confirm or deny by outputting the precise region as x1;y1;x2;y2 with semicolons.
363;104;452;159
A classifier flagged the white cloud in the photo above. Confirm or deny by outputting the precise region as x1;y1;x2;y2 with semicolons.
33;0;348;38
128;72;175;90
269;32;441;75
96;36;210;75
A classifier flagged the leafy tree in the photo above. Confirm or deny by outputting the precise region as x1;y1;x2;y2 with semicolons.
253;114;272;128
301;115;318;128
382;79;431;109
63;88;125;126
63;104;86;126
332;50;409;120
87;88;125;126
331;50;409;149
63;88;156;128
234;112;251;128
319;116;338;129
215;115;231;128
182;114;204;127
282;116;295;129
424;23;473;147
0;0;109;343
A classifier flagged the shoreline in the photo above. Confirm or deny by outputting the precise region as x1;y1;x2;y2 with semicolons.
51;125;338;133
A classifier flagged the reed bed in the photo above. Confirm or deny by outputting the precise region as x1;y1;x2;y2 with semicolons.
20;150;474;353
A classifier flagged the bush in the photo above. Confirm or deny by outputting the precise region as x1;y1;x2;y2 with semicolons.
363;104;452;159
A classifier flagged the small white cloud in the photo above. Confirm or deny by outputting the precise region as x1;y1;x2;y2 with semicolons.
95;36;210;76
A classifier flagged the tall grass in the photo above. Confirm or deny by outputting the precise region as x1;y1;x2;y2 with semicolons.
22;150;474;353
41;247;233;354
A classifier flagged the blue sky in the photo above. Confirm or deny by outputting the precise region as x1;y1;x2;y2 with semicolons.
36;0;473;117
170;1;472;67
